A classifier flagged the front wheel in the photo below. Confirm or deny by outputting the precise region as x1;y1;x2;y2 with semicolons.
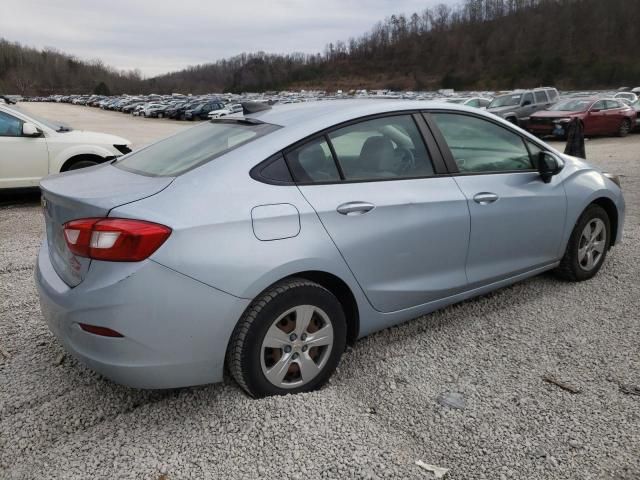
66;160;99;171
618;119;631;137
555;204;610;281
227;278;347;398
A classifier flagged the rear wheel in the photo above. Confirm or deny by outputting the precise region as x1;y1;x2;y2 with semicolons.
227;278;346;398
555;205;610;281
618;119;631;137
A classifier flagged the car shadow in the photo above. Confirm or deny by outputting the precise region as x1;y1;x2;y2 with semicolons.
0;187;41;207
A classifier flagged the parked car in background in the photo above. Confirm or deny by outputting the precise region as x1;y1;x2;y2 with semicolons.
614;92;638;104
445;97;492;109
630;99;640;131
141;103;166;118
0;104;131;189
528;97;636;138
35;100;624;397
185;101;225;121
207;105;233;119
487;88;559;126
121;101;145;114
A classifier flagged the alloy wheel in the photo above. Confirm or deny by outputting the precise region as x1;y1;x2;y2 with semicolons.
260;305;334;389
577;218;606;271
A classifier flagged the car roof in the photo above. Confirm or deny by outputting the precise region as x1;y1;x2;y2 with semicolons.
245;99;478;128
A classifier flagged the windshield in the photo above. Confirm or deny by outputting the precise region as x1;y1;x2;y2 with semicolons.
115;120;280;176
489;94;522;108
548;99;593;112
11;106;72;132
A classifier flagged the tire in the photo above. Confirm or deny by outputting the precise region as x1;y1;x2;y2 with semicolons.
618;119;631;137
555;204;610;282
66;160;99;171
227;278;347;398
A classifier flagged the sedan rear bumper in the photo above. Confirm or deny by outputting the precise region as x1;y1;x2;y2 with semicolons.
35;242;250;389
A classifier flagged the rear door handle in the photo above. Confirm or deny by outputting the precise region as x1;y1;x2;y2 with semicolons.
336;201;375;216
473;192;499;205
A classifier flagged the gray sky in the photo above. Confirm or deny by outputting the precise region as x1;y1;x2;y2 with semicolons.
2;0;454;77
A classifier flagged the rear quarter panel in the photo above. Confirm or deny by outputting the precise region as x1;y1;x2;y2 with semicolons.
108;152;370;306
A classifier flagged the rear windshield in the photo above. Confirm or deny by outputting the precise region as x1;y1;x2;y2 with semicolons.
115;120;280;176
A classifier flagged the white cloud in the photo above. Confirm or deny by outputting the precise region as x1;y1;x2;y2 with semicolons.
1;0;454;76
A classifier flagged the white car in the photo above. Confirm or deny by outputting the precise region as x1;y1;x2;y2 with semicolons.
614;92;638;103
445;97;492;109
0;104;132;189
207;108;233;119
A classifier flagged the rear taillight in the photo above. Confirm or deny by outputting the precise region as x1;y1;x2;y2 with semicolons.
63;218;171;262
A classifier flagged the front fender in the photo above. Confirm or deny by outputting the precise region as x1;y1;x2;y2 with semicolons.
560;167;625;252
51;144;116;173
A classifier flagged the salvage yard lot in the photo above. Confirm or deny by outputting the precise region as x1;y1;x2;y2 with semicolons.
1;104;639;479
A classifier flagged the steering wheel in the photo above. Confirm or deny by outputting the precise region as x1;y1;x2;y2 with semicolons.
395;147;416;174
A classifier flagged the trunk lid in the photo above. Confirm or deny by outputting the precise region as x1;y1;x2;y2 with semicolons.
40;163;173;287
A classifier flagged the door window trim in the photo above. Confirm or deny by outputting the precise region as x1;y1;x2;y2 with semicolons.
422;110;549;176
251;110;449;186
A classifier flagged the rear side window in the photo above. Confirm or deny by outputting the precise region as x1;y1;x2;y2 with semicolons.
605;100;622;109
328;115;434;180
115;120;280;176
432;113;534;173
534;91;548;104
256;154;293;183
546;89;559;101
286;137;340;183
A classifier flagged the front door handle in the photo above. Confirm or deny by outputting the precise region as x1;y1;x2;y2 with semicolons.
473;192;499;205
336;201;375;216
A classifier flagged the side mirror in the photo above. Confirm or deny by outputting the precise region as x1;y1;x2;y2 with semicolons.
522;100;532;106
22;122;42;137
590;108;601;113
538;152;563;183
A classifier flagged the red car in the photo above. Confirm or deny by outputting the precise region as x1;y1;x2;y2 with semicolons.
528;98;636;138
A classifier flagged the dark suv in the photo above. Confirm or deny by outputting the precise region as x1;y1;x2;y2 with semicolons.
487;88;559;127
184;101;226;121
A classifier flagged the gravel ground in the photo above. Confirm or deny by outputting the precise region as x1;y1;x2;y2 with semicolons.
0;106;639;480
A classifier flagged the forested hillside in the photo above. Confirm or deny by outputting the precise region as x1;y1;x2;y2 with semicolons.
2;0;639;95
0;39;144;95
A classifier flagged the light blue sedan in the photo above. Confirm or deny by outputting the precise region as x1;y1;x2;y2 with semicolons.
36;100;625;397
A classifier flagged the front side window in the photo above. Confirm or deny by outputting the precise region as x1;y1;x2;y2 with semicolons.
286;137;340;183
431;113;534;173
523;92;534;105
116;120;280;176
0;111;22;137
328;115;434;180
